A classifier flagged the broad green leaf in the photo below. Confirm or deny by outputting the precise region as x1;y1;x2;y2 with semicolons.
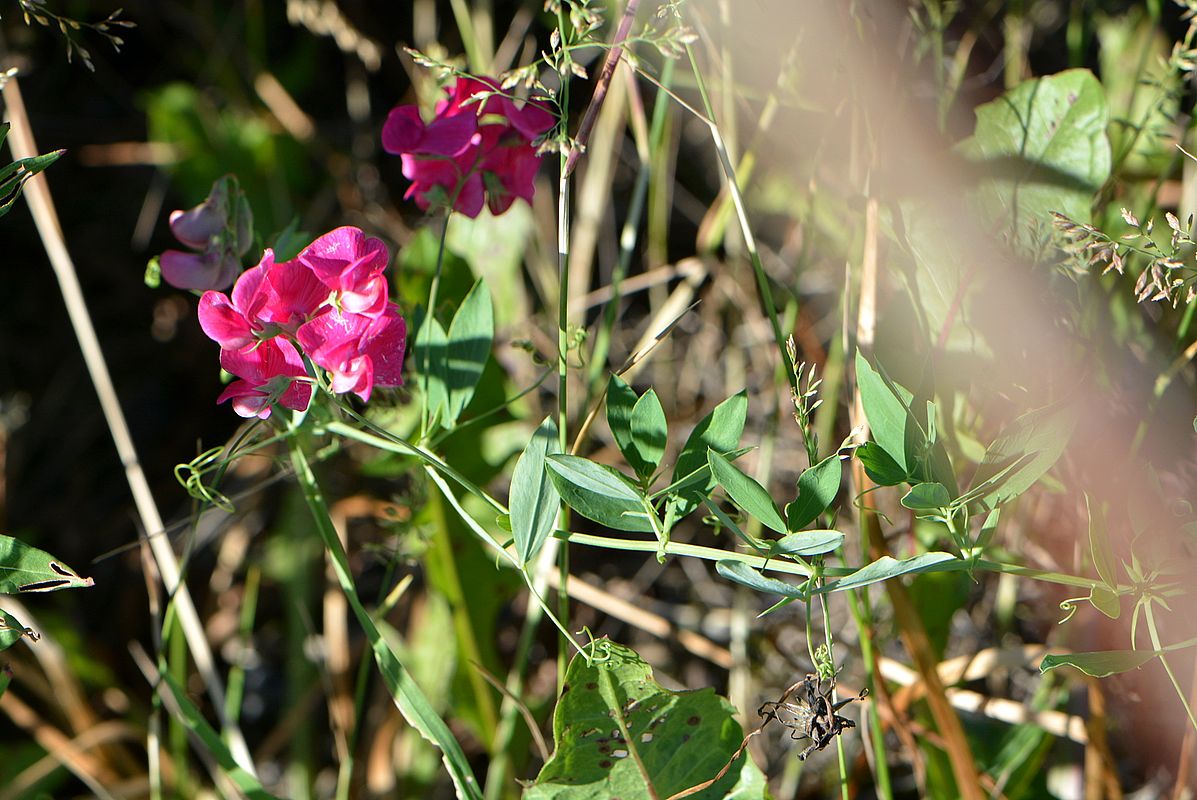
856;442;907;487
960;69;1110;248
1086;494;1117;589
784;454;842;531
971;402;1075;510
715;560;807;598
855;351;912;472
527;639;766;800
511;417;563;564
819;552;958;594
1039;649;1157;678
901;482;952;512
669;391;748;517
628;389;667;479
444;279;494;426
1089;585;1121;620
414;313;450;427
546;455;654;532
707;450;786;534
606;375;640;465
0;535;94;594
158;670;284;800
770;530;844;557
0;608;36;652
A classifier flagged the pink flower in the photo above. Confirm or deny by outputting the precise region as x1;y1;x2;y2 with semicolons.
297;306;406;403
297;227;390;317
382;77;554;218
217;338;312;419
159;176;253;291
197;254;275;350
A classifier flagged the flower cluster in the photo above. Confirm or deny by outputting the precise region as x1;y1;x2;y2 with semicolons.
159;176;253;291
382;77;555;218
198;227;406;418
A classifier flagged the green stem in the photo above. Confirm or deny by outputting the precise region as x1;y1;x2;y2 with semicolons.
555;0;574;694
1144;601;1197;734
845;587;893;799
682;43;799;400
287;436;483;800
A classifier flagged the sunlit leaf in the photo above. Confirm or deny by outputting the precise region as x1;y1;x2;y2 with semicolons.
546;455;654;532
715;560;806;598
1039;649;1157;678
669;391;748;518
511;417;562;564
707;450;786;534
0;535;94;594
819;552;958;594
784;454;842;531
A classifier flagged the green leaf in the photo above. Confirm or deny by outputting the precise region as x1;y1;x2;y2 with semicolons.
628;389;668;480
707;450;786;534
158;670;284;800
820;552;958;594
0;146;64;220
960;69;1110;249
0;535;94;594
856;442;907;487
415;313;450;427
1086;494;1117;589
527;639;766;800
970;402;1075;510
1089;585;1121;620
715;560;807;598
0;664;9;701
444;279;494;426
0;608;37;652
669;391;748;517
511;417;563;564
1039;649;1157;678
770;530;844;557
606;374;639;463
901;482;952;512
784;454;842;531
855;351;912;473
546;455;654;532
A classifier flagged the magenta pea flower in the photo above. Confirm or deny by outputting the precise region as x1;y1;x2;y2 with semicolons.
197;253;275;351
159;176;253;291
297;306;406;403
217;338;313;419
382;76;555;218
296;226;390;317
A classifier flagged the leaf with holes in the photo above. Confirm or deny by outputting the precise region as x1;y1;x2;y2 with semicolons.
0;608;37;651
0;535;94;594
526;638;767;799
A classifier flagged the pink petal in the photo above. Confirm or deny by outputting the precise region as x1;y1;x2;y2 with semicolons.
169;200;225;249
381;105;427;154
198;291;255;350
160;249;240;291
217;380;274;419
231;254;273;322
361;309;407;388
265;257;328;329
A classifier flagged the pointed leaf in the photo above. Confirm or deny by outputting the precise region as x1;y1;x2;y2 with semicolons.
715;560;807;598
628;389;667;479
546;455;654;532
819;552;958;594
444;279;494;425
511;417;562;564
0;535;94;594
785;454;842;530
770;530;844;557
1089;585;1121;620
901;482;952;512
0;608;37;652
606;374;639;465
855;351;912;472
707;450;786;534
414;313;449;426
669;391;748;517
1086;494;1118;589
971;402;1075;510
1039;649;1157;678
856;442;908;486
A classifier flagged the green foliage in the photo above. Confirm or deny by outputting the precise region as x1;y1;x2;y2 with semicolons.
0;124;62;219
526;639;766;799
707;449;786;534
818;553;959;594
511;417;563;564
546;455;655;533
667;390;748;518
784;453;841;530
444;278;495;426
0;535;94;594
1039;650;1159;678
606;376;666;482
960;69;1111;249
